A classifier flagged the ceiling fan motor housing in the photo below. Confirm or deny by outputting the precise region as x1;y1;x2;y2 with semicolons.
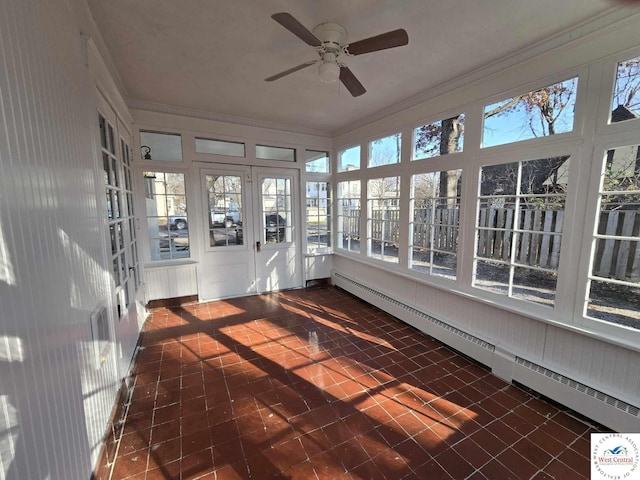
313;22;347;53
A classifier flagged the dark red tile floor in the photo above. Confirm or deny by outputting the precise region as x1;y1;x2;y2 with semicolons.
107;286;603;479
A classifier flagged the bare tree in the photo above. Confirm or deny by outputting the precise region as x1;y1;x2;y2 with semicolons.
416;79;577;199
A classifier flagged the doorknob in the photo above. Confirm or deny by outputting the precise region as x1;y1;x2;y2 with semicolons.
256;241;261;252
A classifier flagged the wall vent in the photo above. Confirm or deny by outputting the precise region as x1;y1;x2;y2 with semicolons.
515;357;640;418
334;272;495;352
90;302;111;368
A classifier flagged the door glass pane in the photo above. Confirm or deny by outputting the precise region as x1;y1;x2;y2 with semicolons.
206;174;243;247
262;177;291;243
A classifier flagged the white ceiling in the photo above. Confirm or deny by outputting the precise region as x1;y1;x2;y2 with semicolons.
86;0;618;136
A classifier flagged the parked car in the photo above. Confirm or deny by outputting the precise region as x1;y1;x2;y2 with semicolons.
168;214;188;230
265;214;286;241
211;209;241;228
235;214;287;243
168;209;241;230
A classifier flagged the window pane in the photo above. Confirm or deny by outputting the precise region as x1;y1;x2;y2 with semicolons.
474;260;510;295
195;137;245;157
305;150;329;173
413;114;465;160
410;170;462;279
145;172;190;260
611;55;640;123
587;145;640;329
99;115;107;149
261;177;292;243
482;78;578;148
306;181;331;253
338;145;360;172
139;131;183;162
512;267;557;306
369;133;401;168
205;174;243;247
256;145;295;162
337;181;361;252
474;156;569;305
368;177;400;263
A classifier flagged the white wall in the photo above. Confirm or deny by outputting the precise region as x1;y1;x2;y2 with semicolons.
331;11;640;431
0;0;140;478
131;109;333;300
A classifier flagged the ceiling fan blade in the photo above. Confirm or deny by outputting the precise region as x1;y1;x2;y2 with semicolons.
345;29;409;56
265;60;317;82
339;66;366;97
271;13;322;47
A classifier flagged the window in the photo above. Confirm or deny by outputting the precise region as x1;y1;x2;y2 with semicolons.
337;181;361;252
144;172;189;260
139;131;183;162
611;55;640;124
474;156;570;306
196;138;245;157
587;145;640;329
367;177;401;263
306;181;331;253
261;178;292;243
410;170;462;279
413;114;465;160
205;174;243;247
338;145;360;172
369;133;401;167
482;77;578;148
100;113;139;320
121;137;140;290
305;150;330;173
256;145;295;162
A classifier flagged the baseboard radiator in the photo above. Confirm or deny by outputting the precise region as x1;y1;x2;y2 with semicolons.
333;271;640;432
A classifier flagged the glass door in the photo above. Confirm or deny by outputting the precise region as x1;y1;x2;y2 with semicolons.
197;166;302;300
253;167;302;293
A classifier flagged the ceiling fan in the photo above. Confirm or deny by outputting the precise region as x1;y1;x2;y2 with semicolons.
265;13;409;97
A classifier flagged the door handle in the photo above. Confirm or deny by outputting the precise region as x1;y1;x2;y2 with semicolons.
256;241;261;252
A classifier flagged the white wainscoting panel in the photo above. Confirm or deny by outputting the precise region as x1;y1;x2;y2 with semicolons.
305;254;333;281
332;256;640;431
146;264;198;301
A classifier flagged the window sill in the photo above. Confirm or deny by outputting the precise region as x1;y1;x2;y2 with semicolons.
144;260;198;269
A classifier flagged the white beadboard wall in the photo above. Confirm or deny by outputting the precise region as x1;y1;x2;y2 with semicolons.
305;254;333;281
0;0;138;478
146;263;198;301
332;257;640;432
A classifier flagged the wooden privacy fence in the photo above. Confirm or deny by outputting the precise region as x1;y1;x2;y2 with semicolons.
478;207;640;281
341;207;639;281
593;209;640;281
477;208;564;270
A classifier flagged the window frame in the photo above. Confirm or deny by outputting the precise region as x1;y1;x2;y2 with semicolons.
575;140;640;346
366;176;401;264
142;169;191;263
409;168;463;280
412;113;466;161
336;180;362;254
201;171;245;250
368;132;402;168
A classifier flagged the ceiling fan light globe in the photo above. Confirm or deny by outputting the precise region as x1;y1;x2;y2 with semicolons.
318;61;340;83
